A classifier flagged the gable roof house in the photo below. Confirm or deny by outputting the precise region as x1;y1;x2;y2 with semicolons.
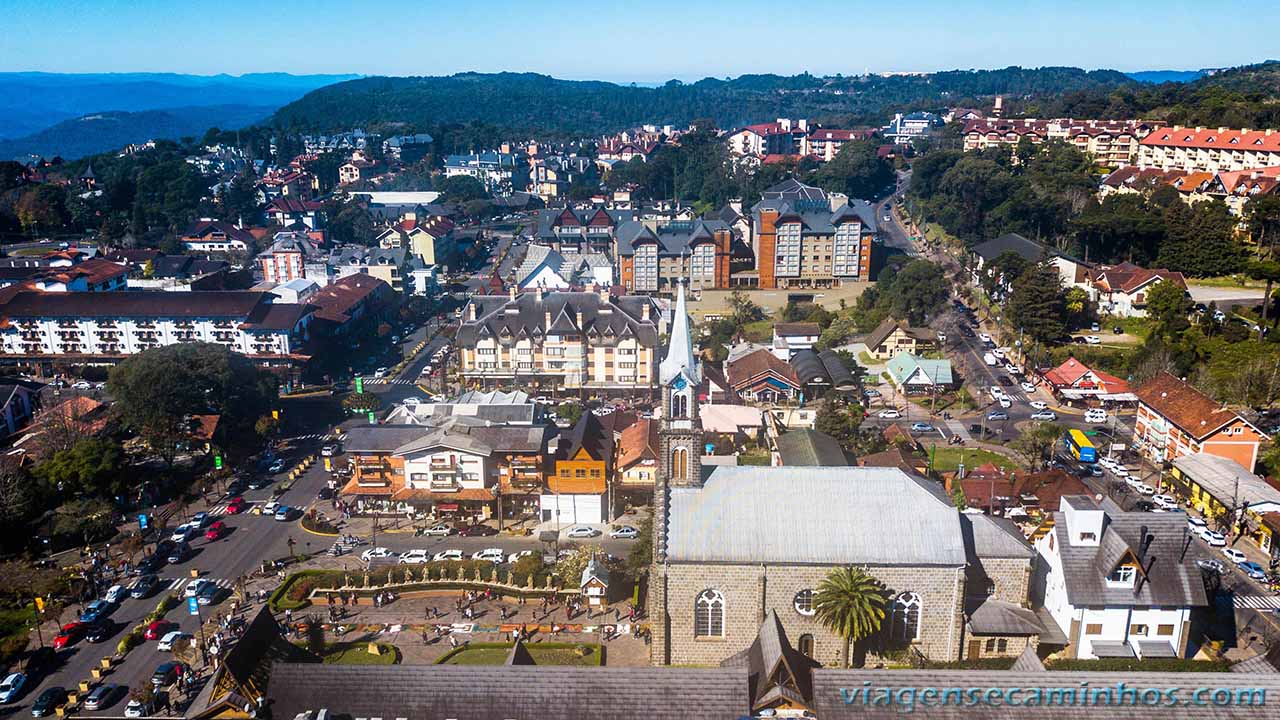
1090;262;1188;318
773;429;848;466
180;219;253;253
1034;495;1208;660
1134;372;1264;470
863;317;938;360
543;412;615;525
1039;357;1132;403
885;353;954;394
726;347;802;404
533;207;632;255
267;197;326;230
0;377;43;440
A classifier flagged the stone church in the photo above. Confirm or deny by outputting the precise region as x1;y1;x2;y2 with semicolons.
648;282;1059;669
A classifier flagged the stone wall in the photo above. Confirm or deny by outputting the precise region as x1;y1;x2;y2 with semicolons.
656;562;967;667
967;556;1032;607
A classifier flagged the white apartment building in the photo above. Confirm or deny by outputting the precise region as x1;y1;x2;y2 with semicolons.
1137;126;1280;173
1034;496;1206;660
0;291;309;360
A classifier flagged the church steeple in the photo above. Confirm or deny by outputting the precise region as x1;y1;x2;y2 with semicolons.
659;279;700;388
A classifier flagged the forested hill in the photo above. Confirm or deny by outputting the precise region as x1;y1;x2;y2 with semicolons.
268;67;1135;134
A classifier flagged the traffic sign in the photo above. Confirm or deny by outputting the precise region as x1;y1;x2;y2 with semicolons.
138;514;149;530
187;596;199;616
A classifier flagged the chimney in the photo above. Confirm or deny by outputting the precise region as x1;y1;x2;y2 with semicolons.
545;310;552;329
535;286;544;302
642;301;650;321
778;118;791;131
798;119;809;131
467;302;477;321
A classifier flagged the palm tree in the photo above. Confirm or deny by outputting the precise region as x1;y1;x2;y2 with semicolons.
814;566;886;668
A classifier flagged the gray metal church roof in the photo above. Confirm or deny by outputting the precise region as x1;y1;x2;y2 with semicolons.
666;466;966;566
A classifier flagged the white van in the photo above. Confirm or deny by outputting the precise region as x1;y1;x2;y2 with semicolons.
989;386;1005;401
998;395;1013;409
1085;409;1108;424
983;352;998;366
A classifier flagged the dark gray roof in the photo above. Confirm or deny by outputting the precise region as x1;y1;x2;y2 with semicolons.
819;349;857;390
0;290;270;319
790;349;830;385
339;424;433;453
266;663;750;720
966;598;1045;635
666;466;966;566
615;219;730;256
1052;503;1209;608
973;232;1051;263
1011;645;1047;672
721;610;819;711
751;179;878;234
457;291;660;349
961;513;1035;559
534;207;633;239
812;669;1280;718
776;429;848;466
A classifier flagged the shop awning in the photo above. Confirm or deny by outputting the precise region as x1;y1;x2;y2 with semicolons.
436;503;460;511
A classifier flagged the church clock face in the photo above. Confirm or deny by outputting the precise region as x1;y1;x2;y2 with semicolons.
672;377;687;391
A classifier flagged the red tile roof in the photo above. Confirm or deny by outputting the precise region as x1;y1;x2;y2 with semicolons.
1135;372;1241;440
1041;357;1130;393
1141;126;1280;152
618;417;658;470
1093;263;1186;295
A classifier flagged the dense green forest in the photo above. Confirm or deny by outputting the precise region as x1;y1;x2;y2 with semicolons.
1006;61;1280;129
268;67;1136;136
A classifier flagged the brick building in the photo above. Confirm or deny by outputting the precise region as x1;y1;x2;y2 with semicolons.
615;219;733;293
750;179;876;289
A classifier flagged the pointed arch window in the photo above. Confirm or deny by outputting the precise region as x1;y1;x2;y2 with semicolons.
694;589;724;637
798;633;815;658
889;592;922;642
671;391;688;419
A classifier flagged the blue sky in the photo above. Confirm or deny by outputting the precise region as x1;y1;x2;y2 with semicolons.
1;0;1273;81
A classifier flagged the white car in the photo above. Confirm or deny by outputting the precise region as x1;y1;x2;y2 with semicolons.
1084;335;1102;345
1084;409;1108;424
978;332;992;343
402;397;422;406
72;380;93;391
472;548;506;563
157;631;188;652
1111;466;1131;478
1200;529;1227;547
360;547;394;563
1152;494;1177;510
1030;410;1057;421
104;584;127;604
0;672;25;703
124;699;150;718
373;367;388;378
565;526;600;539
262;500;280;515
1222;548;1248;565
1020;382;1036;394
1187;516;1208;531
989;387;1005;401
184;579;209;598
1133;482;1155;496
998;396;1012;409
610;525;639;539
432;549;464;562
507;549;536;564
877;409;901;419
1029;400;1048;410
398;549;432;565
169;523;195;542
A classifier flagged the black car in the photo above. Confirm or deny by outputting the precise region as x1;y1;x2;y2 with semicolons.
247;477;272;490
968;424;998;440
135;554;163;574
166;541;191;564
130;574;159;598
85;620;114;643
458;524;498;537
83;683;122;711
151;661;185;687
30;687;67;717
317;487;334;500
226;479;247;496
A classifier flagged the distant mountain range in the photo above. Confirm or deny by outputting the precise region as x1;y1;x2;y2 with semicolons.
0;106;279;162
0;72;358;158
1125;69;1208;84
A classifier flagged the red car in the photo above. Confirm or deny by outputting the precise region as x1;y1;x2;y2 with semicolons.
205;520;227;541
143;620;172;641
225;496;247;514
53;621;85;649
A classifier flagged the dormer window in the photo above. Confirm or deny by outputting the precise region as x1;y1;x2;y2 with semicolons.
1230;137;1239;144
1107;563;1137;587
1079;532;1096;543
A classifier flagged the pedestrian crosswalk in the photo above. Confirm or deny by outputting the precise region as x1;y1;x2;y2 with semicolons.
286;433;336;442
163;577;235;592
359;377;416;386
207;501;259;516
1234;595;1280;610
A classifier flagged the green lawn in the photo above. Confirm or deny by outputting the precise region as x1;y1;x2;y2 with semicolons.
0;606;36;665
318;641;400;665
741;319;774;343
929;448;1019;474
1109;316;1153;340
438;642;600;666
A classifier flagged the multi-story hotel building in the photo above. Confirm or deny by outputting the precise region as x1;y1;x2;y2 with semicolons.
1137;126;1280;173
0;290;310;362
749;179;876;289
962;118;1157;167
456;288;662;395
615;219;733;293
